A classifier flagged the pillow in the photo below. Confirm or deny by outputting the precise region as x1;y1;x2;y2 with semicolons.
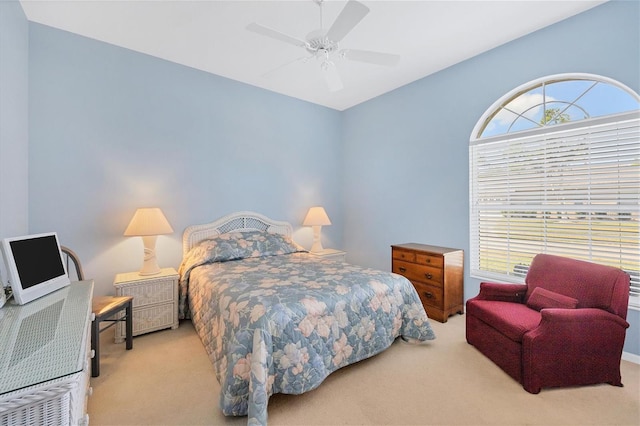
526;287;578;311
190;230;304;264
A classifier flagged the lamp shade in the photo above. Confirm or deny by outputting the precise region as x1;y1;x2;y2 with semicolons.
124;208;173;236
303;207;332;226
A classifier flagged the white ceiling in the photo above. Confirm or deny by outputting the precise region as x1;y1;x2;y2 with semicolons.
20;0;606;111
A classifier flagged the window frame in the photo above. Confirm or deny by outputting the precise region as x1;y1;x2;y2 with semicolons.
469;73;640;309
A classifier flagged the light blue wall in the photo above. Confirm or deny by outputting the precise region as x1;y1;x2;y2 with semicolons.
28;24;342;296
342;0;639;356
0;0;29;285
4;0;638;357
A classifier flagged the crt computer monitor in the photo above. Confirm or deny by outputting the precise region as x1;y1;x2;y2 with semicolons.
1;232;70;305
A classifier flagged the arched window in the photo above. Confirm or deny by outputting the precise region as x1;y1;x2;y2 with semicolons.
469;73;640;306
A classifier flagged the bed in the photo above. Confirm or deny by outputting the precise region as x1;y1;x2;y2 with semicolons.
178;211;435;425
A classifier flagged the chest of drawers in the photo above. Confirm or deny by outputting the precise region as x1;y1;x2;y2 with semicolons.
391;243;464;323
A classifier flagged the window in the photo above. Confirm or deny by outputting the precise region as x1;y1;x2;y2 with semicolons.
469;74;640;306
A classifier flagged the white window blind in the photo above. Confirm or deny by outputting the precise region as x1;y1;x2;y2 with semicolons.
470;112;640;297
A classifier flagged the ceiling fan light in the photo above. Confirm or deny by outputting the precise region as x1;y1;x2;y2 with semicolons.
322;61;343;92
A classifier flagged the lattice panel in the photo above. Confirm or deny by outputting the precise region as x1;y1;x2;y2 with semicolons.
183;211;293;254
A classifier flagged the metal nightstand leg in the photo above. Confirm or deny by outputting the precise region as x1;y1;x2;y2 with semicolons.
91;318;100;377
125;301;133;350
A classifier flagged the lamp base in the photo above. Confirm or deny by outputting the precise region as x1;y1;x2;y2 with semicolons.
138;235;162;276
309;225;324;253
138;263;161;276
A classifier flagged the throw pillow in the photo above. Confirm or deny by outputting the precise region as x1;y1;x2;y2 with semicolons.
526;287;579;311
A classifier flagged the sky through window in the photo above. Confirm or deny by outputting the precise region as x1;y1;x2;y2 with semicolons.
480;78;640;138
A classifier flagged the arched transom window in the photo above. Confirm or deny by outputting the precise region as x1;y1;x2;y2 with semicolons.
469;73;640;306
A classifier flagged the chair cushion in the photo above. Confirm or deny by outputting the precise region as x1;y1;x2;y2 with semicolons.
526;287;578;311
467;300;541;342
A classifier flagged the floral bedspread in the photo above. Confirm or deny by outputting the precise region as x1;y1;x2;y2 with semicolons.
179;231;435;425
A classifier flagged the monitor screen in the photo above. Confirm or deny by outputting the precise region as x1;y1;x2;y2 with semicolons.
1;232;70;305
10;235;66;290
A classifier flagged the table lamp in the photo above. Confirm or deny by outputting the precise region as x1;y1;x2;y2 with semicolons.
303;206;331;253
124;207;173;275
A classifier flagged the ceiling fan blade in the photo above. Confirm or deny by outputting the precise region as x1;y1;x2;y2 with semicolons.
261;56;311;79
325;0;370;42
246;22;307;48
341;49;400;67
321;61;343;92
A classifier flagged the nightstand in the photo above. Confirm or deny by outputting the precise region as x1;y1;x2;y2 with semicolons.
307;248;346;262
113;267;179;342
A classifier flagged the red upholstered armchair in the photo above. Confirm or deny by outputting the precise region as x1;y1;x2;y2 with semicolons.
466;254;630;394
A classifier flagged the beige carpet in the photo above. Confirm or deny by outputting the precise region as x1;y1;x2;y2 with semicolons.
87;314;639;425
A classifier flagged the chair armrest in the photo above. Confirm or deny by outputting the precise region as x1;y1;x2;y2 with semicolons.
537;307;629;329
525;308;629;346
474;282;528;303
522;308;629;393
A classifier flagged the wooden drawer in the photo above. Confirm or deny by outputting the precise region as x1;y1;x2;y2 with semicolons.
415;253;444;268
413;281;444;310
393;259;443;285
392;249;415;262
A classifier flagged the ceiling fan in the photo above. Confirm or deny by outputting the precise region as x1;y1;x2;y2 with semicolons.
247;0;400;92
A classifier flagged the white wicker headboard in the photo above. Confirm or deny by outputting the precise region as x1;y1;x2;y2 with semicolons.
182;211;293;255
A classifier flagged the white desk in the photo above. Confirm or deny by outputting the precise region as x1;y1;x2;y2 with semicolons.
0;281;93;425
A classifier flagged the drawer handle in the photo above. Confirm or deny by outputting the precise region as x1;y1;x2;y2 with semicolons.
425;273;433;280
399;267;407;273
425;292;434;299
